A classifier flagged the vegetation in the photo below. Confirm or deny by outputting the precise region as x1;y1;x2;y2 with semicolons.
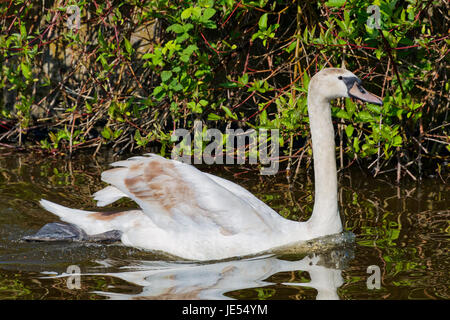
0;0;448;181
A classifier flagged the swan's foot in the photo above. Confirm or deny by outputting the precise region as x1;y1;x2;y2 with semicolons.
22;222;122;243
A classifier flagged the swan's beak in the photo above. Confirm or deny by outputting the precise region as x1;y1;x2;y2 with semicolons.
348;82;383;106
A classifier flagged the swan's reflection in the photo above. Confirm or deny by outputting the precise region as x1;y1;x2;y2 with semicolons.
82;248;354;300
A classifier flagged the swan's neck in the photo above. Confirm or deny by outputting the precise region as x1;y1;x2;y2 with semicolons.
306;94;342;236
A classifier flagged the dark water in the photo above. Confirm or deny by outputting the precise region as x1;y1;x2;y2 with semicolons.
0;149;448;300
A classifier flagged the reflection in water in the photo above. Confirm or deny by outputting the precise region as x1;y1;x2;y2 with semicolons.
41;248;354;300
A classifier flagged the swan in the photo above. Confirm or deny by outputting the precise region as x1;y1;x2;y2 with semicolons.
33;68;382;261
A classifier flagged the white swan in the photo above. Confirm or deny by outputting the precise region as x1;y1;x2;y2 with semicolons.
37;68;382;261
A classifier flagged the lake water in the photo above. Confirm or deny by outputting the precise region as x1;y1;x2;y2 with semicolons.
0;149;448;300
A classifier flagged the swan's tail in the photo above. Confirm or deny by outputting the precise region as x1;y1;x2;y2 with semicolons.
39;199;93;218
39;199;101;234
39;199;145;236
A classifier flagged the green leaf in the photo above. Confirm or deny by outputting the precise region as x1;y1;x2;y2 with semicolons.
123;38;133;55
392;135;402;146
221;105;237;119
336;19;347;33
113;129;123;139
357;111;373;122
85;102;93;113
208;113;222;121
335;109;350;120
176;32;190;43
166;24;185;34
203;8;216;20
181;8;192;19
192;6;202;18
345;99;356;116
188;101;202;113
375;48;383;60
344;9;350;27
203;20;217;29
180;44;198;62
161;70;172;82
98;54;109;69
367;104;382;114
20;24;27;38
152;86;165;100
353;137;360;152
345;125;354;138
259;13;268;30
183;23;194;33
170;82;183;92
325;0;346;7
101;127;112;139
195;69;209;78
302;72;310;90
220;82;239;88
239;73;249;85
259;109;267;125
20;62;32;79
286;41;297;53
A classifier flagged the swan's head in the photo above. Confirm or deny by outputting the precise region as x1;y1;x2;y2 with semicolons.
309;68;383;105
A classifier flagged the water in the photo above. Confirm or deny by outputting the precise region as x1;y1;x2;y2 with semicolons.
0;150;448;300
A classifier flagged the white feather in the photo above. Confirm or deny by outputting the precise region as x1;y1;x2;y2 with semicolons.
93;186;128;207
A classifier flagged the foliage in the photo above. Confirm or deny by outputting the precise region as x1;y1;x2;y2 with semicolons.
0;0;448;179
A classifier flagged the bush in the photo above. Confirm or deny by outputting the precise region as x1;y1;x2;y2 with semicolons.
0;0;448;180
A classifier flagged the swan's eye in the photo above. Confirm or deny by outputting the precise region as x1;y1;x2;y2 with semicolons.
338;76;343;80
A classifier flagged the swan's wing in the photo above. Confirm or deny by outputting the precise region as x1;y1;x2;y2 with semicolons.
203;173;282;221
97;154;278;235
93;185;128;207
